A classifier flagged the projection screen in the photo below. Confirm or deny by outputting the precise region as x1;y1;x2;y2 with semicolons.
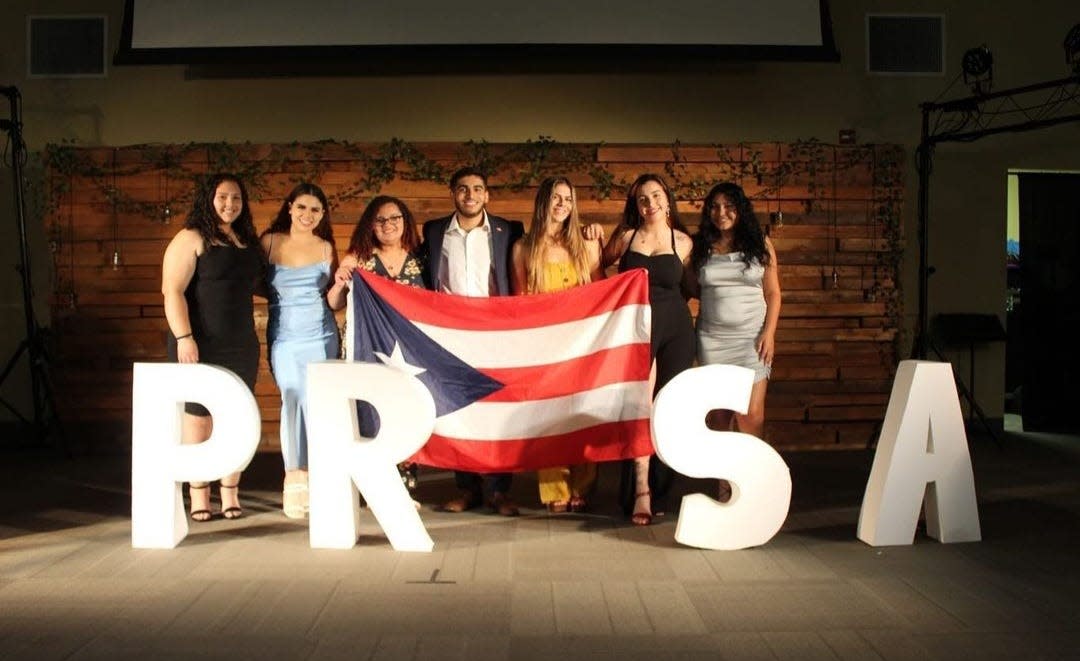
116;0;838;67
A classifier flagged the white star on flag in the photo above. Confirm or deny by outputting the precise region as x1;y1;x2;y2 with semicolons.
374;342;427;378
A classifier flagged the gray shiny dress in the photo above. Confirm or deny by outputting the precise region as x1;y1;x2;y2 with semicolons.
696;252;770;382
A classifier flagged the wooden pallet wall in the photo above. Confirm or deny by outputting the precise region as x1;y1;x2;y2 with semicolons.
43;141;903;452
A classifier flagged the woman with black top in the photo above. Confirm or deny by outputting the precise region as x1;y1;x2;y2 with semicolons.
601;173;695;525
162;173;263;522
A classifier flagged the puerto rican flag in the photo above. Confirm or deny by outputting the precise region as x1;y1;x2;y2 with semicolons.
348;269;654;472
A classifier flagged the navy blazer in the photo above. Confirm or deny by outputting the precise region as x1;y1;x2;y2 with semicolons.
420;214;525;295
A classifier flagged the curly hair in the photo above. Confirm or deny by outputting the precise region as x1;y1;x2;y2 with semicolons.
614;173;690;242
184;173;258;247
261;182;335;246
347;195;420;260
691;182;770;273
519;176;593;293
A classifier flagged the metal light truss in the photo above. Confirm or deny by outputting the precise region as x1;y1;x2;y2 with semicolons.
908;73;1080;444
924;74;1080;146
914;73;1080;362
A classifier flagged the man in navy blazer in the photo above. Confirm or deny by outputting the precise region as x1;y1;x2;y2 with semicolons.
420;166;524;515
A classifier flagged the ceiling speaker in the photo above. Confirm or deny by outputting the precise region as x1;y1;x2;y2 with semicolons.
28;15;107;78
866;14;944;75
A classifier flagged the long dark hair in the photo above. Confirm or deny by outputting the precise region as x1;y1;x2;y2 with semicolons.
184;173;257;247
347;195;420;260
616;173;690;238
261;182;335;246
691;182;769;273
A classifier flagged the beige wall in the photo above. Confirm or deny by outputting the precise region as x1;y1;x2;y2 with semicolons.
2;0;1079;421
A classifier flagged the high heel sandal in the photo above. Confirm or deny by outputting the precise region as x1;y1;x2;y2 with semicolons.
546;500;569;514
283;483;307;519
568;495;587;513
189;483;212;522
631;491;652;526
219;482;243;520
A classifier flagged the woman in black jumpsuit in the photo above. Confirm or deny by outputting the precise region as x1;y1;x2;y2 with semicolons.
603;174;695;525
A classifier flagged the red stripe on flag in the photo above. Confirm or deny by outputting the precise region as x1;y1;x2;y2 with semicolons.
478;344;652;402
360;268;650;331
414;419;655;473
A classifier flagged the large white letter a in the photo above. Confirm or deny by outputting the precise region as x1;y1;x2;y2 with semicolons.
857;360;981;546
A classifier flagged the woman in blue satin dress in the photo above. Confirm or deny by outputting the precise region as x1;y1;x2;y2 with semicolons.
261;183;343;518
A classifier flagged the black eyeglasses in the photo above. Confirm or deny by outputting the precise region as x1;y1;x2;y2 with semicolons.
374;214;404;227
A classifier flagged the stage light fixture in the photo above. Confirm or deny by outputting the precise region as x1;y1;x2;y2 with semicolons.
961;45;993;94
1065;24;1080;74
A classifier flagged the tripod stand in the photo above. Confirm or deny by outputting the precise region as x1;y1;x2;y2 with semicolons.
0;85;64;450
927;314;1006;448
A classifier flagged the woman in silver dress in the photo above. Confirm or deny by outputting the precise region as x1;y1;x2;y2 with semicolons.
690;182;781;442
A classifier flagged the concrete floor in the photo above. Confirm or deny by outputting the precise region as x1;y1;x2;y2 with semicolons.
1;425;1078;660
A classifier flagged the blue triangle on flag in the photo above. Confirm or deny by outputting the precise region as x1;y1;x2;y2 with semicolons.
350;271;504;417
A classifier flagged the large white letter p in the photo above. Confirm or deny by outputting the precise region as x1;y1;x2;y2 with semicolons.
131;363;260;549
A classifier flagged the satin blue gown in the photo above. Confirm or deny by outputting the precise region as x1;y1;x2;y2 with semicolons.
267;261;339;471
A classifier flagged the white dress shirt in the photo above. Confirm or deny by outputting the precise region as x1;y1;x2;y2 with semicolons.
438;212;495;296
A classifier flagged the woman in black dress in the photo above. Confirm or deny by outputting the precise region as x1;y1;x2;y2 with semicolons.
601;174;695;525
162;173;263;521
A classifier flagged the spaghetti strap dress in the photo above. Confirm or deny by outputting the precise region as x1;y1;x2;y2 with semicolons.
267;259;339;471
697;252;770;382
167;242;262;416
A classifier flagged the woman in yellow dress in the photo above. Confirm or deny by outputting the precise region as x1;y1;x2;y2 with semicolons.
510;176;604;512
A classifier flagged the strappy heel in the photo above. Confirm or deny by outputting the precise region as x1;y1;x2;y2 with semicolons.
188;483;212;522
568;495;587;513
546;500;569;514
631;491;652;526
219;482;243;520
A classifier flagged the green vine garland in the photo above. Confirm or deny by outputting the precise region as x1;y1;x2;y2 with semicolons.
42;136;900;219
40;136;903;338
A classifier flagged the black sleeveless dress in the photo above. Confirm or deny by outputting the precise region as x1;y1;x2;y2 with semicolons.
617;226;696;514
167;243;263;415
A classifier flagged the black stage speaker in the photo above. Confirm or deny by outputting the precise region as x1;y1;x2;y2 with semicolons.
866;14;944;75
932;314;1007;348
27;15;107;78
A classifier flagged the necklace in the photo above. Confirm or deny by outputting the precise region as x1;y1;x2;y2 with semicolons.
378;249;407;277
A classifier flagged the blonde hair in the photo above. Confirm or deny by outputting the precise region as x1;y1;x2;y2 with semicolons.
522;177;592;294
